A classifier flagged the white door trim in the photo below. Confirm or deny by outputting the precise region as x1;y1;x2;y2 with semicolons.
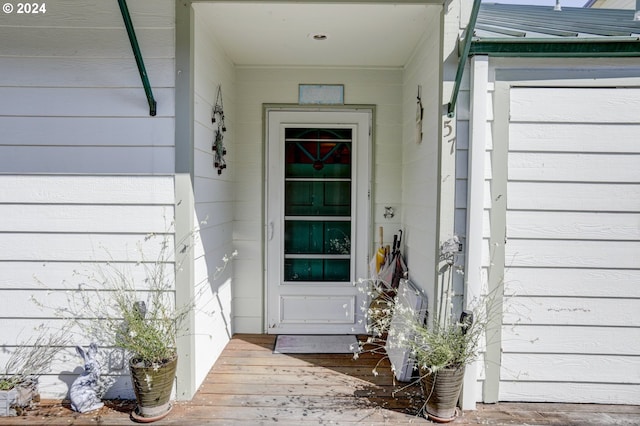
264;106;373;334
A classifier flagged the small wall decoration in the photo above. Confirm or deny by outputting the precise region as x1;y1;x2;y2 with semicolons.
299;84;344;105
212;85;227;175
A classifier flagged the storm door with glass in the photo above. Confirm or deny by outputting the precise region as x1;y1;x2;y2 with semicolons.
266;109;371;334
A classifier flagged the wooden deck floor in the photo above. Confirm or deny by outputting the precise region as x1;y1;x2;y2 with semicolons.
1;334;639;425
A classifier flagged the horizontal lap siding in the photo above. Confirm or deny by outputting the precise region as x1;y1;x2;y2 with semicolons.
0;0;175;175
0;175;175;399
191;10;237;390
501;86;640;405
0;0;176;399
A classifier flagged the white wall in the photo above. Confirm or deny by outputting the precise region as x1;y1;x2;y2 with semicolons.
191;9;236;388
401;7;446;315
233;67;404;332
502;83;640;405
0;176;175;399
0;0;175;173
0;0;176;399
458;58;640;404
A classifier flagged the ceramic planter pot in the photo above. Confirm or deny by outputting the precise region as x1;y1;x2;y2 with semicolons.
129;356;177;422
0;380;38;416
420;366;465;423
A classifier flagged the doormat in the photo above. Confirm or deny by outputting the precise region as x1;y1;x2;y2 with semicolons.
274;335;359;354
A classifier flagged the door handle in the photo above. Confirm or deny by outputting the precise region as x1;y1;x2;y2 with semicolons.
268;222;274;241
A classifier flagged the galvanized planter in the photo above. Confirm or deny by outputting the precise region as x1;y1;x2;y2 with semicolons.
129;356;177;422
421;367;465;423
0;380;38;417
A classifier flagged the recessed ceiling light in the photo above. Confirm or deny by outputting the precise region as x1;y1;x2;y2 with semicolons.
309;33;329;41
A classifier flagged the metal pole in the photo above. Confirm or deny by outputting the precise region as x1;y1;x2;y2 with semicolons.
447;0;482;118
117;0;157;116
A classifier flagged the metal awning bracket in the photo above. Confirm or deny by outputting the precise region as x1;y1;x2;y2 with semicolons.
117;0;157;116
447;0;481;118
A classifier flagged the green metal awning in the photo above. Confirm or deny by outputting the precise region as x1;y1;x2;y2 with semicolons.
471;3;640;57
470;37;640;57
447;2;640;116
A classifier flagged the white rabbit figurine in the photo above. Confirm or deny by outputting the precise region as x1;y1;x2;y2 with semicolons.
70;343;104;413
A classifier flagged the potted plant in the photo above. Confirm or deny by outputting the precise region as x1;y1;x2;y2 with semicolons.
407;235;483;422
84;233;235;422
410;310;482;422
109;273;185;422
46;231;192;422
355;235;488;422
0;327;68;416
37;227;237;422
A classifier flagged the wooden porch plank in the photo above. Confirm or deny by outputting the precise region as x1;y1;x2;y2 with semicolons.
189;393;422;410
210;363;396;378
1;334;638;425
162;405;429;424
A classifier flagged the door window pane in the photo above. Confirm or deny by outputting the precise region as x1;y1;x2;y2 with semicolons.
285;181;351;216
284;127;352;283
284;259;351;282
285;220;351;254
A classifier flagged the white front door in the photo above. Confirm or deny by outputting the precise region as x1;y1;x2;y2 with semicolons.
266;108;371;334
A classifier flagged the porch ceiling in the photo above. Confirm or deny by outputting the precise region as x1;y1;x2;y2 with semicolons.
194;2;442;67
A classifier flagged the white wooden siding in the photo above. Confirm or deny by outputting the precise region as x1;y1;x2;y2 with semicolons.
191;9;237;388
0;0;175;175
500;86;640;405
0;175;175;399
0;0;176;399
510;87;640;123
400;9;442;312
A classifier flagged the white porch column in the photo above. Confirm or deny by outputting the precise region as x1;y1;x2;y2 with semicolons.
461;54;489;410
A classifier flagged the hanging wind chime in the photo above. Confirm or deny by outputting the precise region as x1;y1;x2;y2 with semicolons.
212;85;227;175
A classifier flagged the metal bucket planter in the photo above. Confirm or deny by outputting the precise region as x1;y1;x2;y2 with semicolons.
420;366;465;423
0;380;38;416
129;356;177;422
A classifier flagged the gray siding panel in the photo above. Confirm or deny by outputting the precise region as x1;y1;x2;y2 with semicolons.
500;86;640;405
0;0;176;399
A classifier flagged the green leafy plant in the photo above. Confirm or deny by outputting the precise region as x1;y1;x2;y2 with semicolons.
409;311;483;375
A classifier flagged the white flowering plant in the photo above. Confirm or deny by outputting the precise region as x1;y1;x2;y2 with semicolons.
354;235;491;377
90;233;236;368
0;325;69;392
35;222;237;369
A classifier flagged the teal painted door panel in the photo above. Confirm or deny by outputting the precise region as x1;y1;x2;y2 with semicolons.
284;127;352;283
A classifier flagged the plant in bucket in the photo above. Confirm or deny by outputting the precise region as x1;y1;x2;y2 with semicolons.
36;222;236;422
93;233;235;422
59;230;194;421
355;235;489;422
0;326;68;416
409;235;486;422
410;309;482;422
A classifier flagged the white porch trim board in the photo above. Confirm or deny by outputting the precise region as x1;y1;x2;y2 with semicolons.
461;55;488;410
